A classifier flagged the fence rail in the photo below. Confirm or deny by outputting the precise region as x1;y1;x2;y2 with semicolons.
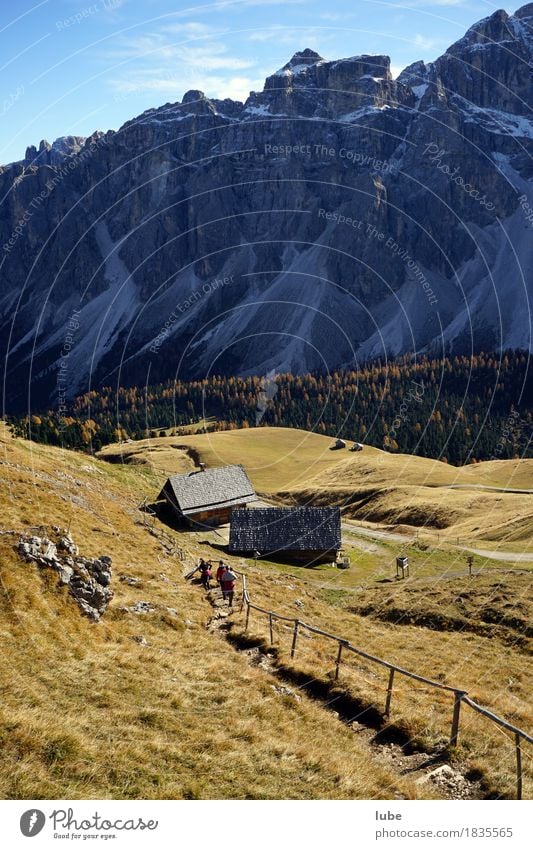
239;574;531;800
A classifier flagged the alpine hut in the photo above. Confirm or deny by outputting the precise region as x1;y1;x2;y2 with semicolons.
157;464;257;526
229;506;341;565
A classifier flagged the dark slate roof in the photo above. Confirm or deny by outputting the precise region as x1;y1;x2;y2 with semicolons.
158;464;257;515
229;507;341;552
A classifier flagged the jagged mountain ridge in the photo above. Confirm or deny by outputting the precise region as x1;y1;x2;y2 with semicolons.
1;4;532;410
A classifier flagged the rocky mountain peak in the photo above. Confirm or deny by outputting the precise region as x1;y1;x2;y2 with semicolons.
409;4;533;114
281;48;325;71
447;5;529;53
397;59;428;89
464;8;510;44
24;135;85;167
1;5;532;406
258;48;400;116
176;89;220;118
182;89;207;104
515;2;533;18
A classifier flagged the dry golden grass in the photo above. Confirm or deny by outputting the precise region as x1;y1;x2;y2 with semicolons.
3;422;531;799
0;422;428;800
98;427;359;494
348;572;532;649
231;564;533;799
459;459;533;491
98;427;533;547
292;481;533;542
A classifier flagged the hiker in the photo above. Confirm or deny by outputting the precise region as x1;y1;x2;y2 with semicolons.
198;559;212;591
220;565;238;607
216;561;226;586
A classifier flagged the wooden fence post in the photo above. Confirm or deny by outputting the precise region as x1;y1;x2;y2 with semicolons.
245;601;251;632
515;733;522;800
335;640;346;681
450;691;464;746
384;668;395;717
269;613;274;645
291;620;300;659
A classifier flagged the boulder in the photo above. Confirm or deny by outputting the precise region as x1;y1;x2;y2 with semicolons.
57;534;79;556
16;530;113;621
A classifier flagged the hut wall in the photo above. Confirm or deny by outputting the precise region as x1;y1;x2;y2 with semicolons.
187;502;248;526
233;547;339;565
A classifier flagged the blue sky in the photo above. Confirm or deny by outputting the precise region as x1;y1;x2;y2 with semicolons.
0;0;515;164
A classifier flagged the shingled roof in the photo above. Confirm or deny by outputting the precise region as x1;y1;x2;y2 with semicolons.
229;507;341;553
158;464;257;515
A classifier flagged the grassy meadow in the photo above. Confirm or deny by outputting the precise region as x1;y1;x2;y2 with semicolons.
1;422;531;799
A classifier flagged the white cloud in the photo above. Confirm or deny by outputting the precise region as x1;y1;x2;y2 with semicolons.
369;0;461;10
164;21;227;38
110;70;263;103
178;43;254;71
106;23;255;67
319;12;353;22
413;33;441;51
178;0;305;11
206;74;263;101
400;0;461;6
248;25;330;53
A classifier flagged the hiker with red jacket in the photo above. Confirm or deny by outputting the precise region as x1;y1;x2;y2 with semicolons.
220;565;238;607
216;561;226;586
198;558;212;591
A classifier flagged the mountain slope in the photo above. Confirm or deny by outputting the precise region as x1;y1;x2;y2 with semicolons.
98;426;533;545
1;5;532;409
1;423;531;798
0;422;417;799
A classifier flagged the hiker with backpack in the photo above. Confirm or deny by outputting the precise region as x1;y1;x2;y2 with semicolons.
198;558;212;591
220;565;238;607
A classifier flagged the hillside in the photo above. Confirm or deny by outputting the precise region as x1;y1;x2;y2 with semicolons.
12;351;533;464
99;427;360;492
0;421;416;800
99;427;533;549
1;422;531;799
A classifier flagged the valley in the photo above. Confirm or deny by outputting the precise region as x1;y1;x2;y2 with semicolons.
99;427;533;554
1;421;530;799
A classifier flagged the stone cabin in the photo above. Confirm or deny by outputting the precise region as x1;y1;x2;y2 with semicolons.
157;464;257;526
229;506;341;565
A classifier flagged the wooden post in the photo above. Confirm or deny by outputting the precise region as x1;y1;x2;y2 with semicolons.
384;668;395;717
450;691;464;746
245;602;251;632
515;732;522;800
269;613;274;645
291;620;300;659
335;640;346;681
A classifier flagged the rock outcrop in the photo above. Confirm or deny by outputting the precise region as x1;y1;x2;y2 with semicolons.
17;530;113;621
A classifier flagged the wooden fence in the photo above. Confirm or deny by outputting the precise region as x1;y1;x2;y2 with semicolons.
239;574;532;800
